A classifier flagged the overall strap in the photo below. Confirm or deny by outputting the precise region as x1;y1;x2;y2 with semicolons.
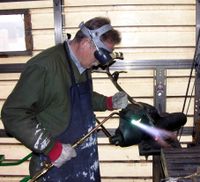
63;41;76;85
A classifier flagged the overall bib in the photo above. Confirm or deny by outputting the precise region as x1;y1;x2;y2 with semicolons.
34;43;101;181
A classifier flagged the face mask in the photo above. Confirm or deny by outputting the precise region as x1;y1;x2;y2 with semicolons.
79;22;114;66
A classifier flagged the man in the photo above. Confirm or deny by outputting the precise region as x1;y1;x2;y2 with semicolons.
1;17;128;181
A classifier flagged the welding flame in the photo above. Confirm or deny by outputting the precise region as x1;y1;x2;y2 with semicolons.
131;118;176;147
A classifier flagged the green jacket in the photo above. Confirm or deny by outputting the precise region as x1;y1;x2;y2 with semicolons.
1;43;108;155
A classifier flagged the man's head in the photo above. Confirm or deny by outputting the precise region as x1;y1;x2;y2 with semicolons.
71;17;121;68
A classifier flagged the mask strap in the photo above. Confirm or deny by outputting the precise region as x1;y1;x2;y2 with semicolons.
79;22;113;52
89;24;112;37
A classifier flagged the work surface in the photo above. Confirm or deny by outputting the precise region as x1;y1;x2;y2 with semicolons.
161;146;200;182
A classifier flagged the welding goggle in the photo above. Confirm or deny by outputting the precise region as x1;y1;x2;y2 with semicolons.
79;22;114;66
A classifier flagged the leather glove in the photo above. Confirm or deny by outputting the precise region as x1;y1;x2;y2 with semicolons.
106;91;128;110
48;142;77;168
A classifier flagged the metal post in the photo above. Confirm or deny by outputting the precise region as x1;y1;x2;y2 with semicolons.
53;0;64;44
192;0;200;144
194;56;200;123
194;0;200;122
153;68;166;182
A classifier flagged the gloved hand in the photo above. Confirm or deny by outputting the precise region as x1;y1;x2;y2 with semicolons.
106;91;128;110
48;142;76;168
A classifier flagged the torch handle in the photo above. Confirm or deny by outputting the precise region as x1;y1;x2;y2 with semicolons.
29;112;119;182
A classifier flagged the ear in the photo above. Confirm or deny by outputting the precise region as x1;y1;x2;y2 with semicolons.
81;38;91;47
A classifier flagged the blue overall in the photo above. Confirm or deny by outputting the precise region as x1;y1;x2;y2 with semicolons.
39;46;101;181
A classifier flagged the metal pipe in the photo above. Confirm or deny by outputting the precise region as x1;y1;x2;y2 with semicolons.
95;117;112;138
105;68;143;107
29;112;119;182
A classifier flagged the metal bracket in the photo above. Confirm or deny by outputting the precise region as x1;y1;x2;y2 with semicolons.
154;68;166;113
193;1;200;144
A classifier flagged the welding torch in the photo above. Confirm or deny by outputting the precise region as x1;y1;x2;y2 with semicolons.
105;68;177;146
28;112;119;182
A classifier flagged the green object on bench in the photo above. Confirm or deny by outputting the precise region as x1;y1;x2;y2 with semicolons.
0;152;32;166
0;155;5;163
20;175;31;182
0;153;33;181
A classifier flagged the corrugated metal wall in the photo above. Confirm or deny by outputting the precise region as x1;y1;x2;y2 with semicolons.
0;0;196;181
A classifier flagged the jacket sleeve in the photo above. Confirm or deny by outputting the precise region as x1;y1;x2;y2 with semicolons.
1;64;55;155
92;91;108;111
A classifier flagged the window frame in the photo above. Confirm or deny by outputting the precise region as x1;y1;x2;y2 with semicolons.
0;9;33;57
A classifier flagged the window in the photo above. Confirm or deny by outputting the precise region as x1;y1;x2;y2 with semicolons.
0;9;33;56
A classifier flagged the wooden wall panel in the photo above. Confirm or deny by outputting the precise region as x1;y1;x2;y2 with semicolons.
0;142;151;178
93;78;154;97
100;162;152;177
99;145;148;161
0;81;17;99
166;98;194;114
0;73;20;80
100;27;193;48
120;28;194;47
0;177;152;182
102;180;152;182
64;0;195;6
167;78;195;96
0;161;152;179
0;177;25;182
0;1;195;60
167;69;192;76
0;144;146;164
0;145;30;160
31;9;54;29
0;120;4;130
62;1;195;61
32;32;55;50
125;48;194;60
93;70;154;97
0;162;29;175
63;7;195;27
0;1;52;10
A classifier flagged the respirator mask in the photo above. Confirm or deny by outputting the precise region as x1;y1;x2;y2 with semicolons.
79;22;118;66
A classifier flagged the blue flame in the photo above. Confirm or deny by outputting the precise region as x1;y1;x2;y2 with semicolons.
130;118;175;145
